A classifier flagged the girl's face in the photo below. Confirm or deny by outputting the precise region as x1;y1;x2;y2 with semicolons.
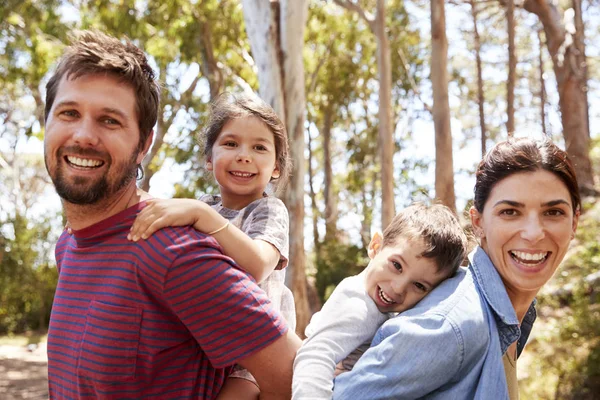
207;116;280;210
470;170;579;298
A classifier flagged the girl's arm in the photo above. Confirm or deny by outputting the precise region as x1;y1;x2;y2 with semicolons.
129;198;279;283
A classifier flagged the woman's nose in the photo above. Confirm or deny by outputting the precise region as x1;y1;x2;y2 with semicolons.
520;215;545;243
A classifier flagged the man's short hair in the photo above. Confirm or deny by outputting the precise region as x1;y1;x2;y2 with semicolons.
44;30;160;151
382;203;467;277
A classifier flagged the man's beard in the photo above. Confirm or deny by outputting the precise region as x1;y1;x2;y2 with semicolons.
47;146;139;205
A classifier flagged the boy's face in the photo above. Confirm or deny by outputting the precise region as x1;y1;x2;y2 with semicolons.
365;233;448;313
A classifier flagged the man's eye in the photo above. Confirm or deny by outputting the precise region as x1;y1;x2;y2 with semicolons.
61;110;79;118
392;261;402;272
103;118;120;125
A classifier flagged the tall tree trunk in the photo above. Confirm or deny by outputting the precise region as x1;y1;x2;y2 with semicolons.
506;0;516;136
333;0;395;228
523;0;594;192
374;0;395;228
538;29;548;136
242;0;311;337
307;119;320;253
323;106;337;241
572;0;589;138
470;0;487;157
431;0;457;213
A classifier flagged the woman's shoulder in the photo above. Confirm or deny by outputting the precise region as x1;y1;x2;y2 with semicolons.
390;268;490;340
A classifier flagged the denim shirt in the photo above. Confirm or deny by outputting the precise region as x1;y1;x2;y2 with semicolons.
333;247;536;399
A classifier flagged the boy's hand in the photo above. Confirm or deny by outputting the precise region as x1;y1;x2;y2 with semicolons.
128;198;202;241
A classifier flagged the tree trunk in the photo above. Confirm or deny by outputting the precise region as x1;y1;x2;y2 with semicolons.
538;29;548;136
506;0;516;136
242;0;310;337
307;119;320;253
430;0;457;213
333;0;395;229
470;0;487;157
323;106;337;241
281;0;310;336
572;0;589;138
241;0;286;119
523;0;594;192
375;0;395;228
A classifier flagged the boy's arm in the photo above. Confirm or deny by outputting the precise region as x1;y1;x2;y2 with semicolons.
292;275;388;400
129;198;280;282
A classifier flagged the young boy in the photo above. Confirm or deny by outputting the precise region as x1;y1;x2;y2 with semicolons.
292;203;467;399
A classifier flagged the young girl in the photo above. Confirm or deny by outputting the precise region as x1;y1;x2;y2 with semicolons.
128;93;295;400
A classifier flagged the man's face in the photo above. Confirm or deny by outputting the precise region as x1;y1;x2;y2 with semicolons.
44;74;145;205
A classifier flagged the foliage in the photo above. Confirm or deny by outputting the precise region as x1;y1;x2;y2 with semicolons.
0;212;58;334
314;238;369;302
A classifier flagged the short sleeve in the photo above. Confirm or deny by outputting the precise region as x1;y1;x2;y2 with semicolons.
241;197;289;269
161;230;288;368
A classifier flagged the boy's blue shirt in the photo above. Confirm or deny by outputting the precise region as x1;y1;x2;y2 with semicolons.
333;246;536;399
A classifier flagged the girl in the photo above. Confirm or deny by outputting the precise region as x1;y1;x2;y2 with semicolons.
129;92;294;400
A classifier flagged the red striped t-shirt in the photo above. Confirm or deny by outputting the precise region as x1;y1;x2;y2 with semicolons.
47;202;287;399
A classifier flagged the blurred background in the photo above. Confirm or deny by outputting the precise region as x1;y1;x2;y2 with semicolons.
0;0;599;398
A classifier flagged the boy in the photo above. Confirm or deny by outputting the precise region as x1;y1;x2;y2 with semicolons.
292;203;467;399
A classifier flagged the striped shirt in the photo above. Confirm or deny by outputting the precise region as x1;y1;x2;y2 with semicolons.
47;202;287;399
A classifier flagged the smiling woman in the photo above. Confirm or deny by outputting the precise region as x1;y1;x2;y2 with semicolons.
331;137;581;399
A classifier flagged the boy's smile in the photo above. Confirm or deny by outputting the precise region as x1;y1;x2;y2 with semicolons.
364;234;448;313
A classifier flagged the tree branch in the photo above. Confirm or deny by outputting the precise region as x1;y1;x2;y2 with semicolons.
333;0;376;32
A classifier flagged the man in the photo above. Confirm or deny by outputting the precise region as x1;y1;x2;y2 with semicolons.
44;30;300;399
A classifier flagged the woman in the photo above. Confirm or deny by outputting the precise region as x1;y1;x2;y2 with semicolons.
332;138;579;399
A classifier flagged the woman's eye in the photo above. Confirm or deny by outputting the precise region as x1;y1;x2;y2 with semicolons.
414;282;427;292
499;209;517;216
392;261;402;272
546;209;566;217
224;141;237;147
255;145;267;151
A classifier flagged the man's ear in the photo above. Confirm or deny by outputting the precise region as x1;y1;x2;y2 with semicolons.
368;231;383;259
136;130;155;164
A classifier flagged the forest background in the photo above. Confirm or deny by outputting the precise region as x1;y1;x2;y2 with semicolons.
1;0;599;398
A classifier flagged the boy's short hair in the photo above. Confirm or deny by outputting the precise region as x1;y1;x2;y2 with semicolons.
382;203;467;277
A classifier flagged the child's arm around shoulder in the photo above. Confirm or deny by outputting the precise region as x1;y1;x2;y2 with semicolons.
292;273;388;400
128;197;281;283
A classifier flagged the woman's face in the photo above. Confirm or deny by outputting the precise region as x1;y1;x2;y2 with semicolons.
470;169;578;297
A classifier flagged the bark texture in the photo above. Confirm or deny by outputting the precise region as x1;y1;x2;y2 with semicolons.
431;0;457;213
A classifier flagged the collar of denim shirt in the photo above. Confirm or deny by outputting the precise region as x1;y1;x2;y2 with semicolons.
468;246;536;355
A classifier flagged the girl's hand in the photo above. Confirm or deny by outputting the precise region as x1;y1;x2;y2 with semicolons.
128;198;203;241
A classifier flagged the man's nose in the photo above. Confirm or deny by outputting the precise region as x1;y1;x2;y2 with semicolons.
72;118;100;147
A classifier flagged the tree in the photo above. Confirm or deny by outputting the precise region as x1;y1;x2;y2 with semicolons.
506;0;516;135
523;0;595;192
431;0;456;213
241;0;311;336
333;0;395;228
468;0;487;156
